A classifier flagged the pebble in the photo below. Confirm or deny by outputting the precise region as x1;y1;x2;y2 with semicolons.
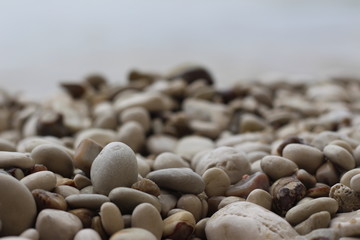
65;194;109;210
153;152;189;170
100;202;124;236
19;228;39;240
109;228;157;240
120;106;151;132
246;189;273;210
158;190;178;217
53;185;80;198
109;187;161;213
20;170;57;191
329;183;360;212
131;178;161;197
316;161;339;186
131;203;163;240
194;146;251;184
146;168;205;194
324;144;356;171
31;143;74;178
261;155;298;180
296;169;317;188
32;189;68;211
69;208;96;228
350;174;360;192
206;201;299;240
226;172;270;198
175;135;215;160
74;128;118;148
0;138;16;152
306;183;331;198
146;134;178;155
91;216;108;239
74;174;92;189
73;229;101;240
202;167;231;197
90;142;138;195
330;210;360;237
35;209;82;240
0;173;37;236
73;138;103;176
163;210;196;240
340;168;360;187
117;121;145;152
177;194;203;222
218;196;244;209
294;211;331;235
285;197;339;225
282;143;323;173
0;151;34;169
194;218;209;239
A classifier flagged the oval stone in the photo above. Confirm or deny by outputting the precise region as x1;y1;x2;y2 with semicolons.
324;144;356;171
74;229;101;240
261;155;298;180
0;174;37;236
100;202;124;236
90;142;138;195
146;168;205;194
131;203;163;240
65;194;109;210
0;151;34;169
20;170;57;191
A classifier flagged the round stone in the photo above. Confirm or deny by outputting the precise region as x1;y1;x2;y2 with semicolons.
261;155;298;180
0;174;37;236
202;167;231;197
65;194;109;210
74;229;101;240
324;144;356;171
20;170;57;191
90;142;138;195
109;228;157;240
131;203;163;240
100;202;124;236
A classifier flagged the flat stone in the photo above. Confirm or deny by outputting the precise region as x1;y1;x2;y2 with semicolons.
90;142;138;195
206;201;299;240
100;202;124;236
0;173;37;236
0;151;34;169
131;203;163;240
146;168;205;194
65;194;109;210
20;170;57;191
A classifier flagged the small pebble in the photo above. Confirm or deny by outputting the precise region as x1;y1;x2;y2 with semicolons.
65;194;109;210
20;170;57;191
260;155;298;180
32;189;67;211
163;210;196;240
246;189;273;210
324;144;356;171
109;227;157;240
202;167;231;197
131;203;163;240
100;202;124;236
73;229;101;240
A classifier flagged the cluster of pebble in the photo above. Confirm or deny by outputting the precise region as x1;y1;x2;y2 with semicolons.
1;65;360;240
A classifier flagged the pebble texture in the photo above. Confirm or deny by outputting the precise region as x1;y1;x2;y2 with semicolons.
90;142;138;195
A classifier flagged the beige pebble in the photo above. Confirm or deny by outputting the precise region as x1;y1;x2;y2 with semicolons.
302;228;340;240
120;107;151;132
177;194;202;222
226;172;270;198
0;173;37;236
247;151;268;163
109;187;161;213
90;142;138;195
175;135;214;160
194;146;251;184
118;121;145;152
331;210;360;237
294;211;331;235
194;218;209;239
31;144;74;178
324;144;355;171
202;167;231;197
206;201;299;240
65;194;109;210
282;143;323;173
311;131;342;150
32;189;67;211
329;183;360;212
74;174;92;189
238;113;267;133
73;138;103;176
131;178;161;197
74;128;118;148
163;211;196;240
261;155;298;180
54;185;80;198
350;174;360;192
19;228;39;240
340;168;360;187
20;170;56;191
153;152;189;170
100;202;124;236
147;168;205;194
0;138;16;152
0;151;34;169
329;140;353;154
36;209;82;240
110;228;157;240
69;208;96;228
146;134;178;155
285;197;338;225
316;161;339;186
131;203;163;240
74;229;101;240
158;190;178;217
218;196;244;209
246;189;272;210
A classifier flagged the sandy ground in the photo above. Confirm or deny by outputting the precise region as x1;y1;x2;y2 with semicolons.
1;0;360;100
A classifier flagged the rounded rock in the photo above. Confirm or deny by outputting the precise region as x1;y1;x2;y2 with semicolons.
117;121;145;153
131;203;163;240
261;155;298;180
53;185;80;198
19;228;39;240
74;229;101;240
153;152;189;170
341;168;360;188
120;107;151;132
73;138;103;177
0;174;37;236
0;151;34;169
163;211;196;240
294;211;331;235
350;174;360;192
202;167;231;197
226;172;270;198
100;202;124;236
65;194;109;210
324;144;356;171
90;142;138;195
177;194;202;222
110;228;157;240
20;170;57;191
36;209;82;240
246;189;272;210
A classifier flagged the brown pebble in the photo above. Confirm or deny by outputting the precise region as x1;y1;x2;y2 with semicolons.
316;161;339;186
163;211;196;240
32;189;68;211
131;178;161;197
307;183;331;198
69;208;96;228
226;172;270;198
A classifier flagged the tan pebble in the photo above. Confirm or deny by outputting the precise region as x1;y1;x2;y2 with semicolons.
80;185;94;194
153;152;189;170
158;190;178;217
294;211;331;235
0;173;37;236
110;227;157;240
20;170;56;191
296;169;316;188
56;175;76;187
0;151;34;169
131;178;161;197
316;161;339;186
177;194;202;222
74;128;118;148
36;209;82;240
54;185;80;198
303;228;339;240
32;189;67;211
226;172;270;198
331;210;360;237
310;131;341;150
69;208;96;228
246;189;272;210
202;167;230;197
6;167;25;180
136;155;151;177
341;168;360;187
261;155;298;180
0;138;16;152
324;144;355;171
239;113;267;133
73;138;103;176
0;237;30;240
109;187;161;213
282;143;323;173
329;140;353;154
146;134;178;155
163;211;196;240
91;216;108;240
195;218;209;239
218;196;244;209
350;174;360;192
120;107;151;132
74;174;92;189
74;229;101;240
235;142;271;154
31;144;74;178
285;197;338;225
118;121;145;152
329;183;360;212
175;135;214;160
65;194;109;210
93;111;117;129
91;142;138;195
131;203;163;240
100;202;124;236
19;228;39;240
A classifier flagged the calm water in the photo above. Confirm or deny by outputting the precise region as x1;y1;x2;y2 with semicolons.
1;0;360;100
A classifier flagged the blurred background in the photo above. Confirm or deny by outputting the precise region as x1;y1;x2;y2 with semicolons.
1;0;360;100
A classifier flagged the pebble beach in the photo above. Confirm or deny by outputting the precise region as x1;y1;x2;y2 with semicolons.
1;65;360;239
